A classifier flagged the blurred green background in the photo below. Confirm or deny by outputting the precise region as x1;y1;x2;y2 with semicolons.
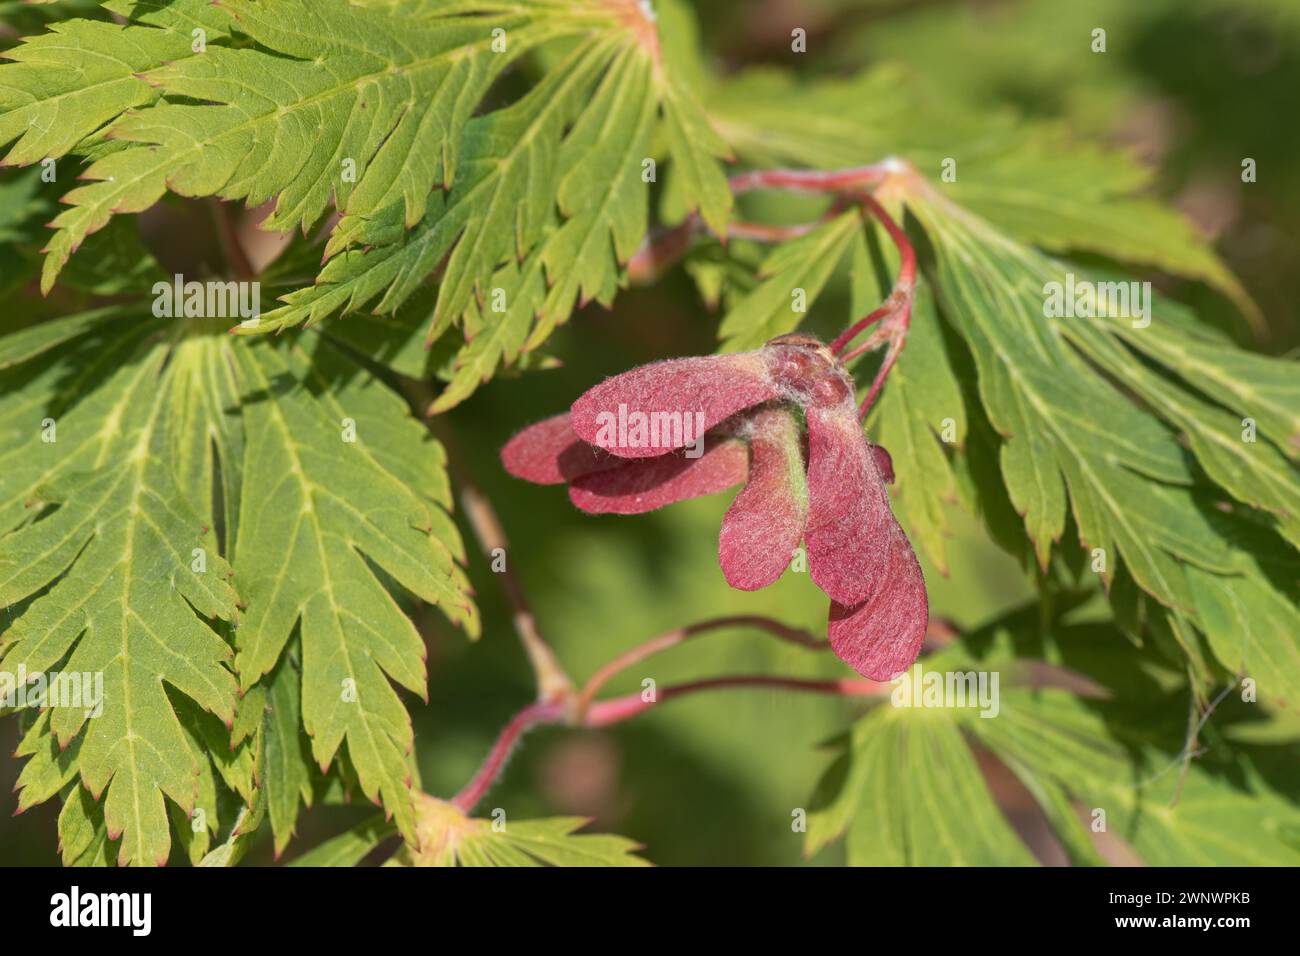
1;0;1296;865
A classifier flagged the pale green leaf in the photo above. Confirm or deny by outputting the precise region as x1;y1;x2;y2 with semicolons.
717;209;861;350
231;337;476;842
0;318;239;867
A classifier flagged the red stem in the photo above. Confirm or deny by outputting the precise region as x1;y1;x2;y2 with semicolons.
828;193;917;358
451;675;886;813
631;162;920;410
728;164;892;195
584;676;888;727
450;700;568;813
575;615;826;717
628;205;852;285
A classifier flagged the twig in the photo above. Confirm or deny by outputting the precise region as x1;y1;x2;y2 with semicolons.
583;676;888;728
727;163;893;195
823;194;919;417
459;485;573;704
574;615;826;718
449;699;567;813
450;672;884;813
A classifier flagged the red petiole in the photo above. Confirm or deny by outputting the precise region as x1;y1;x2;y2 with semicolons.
451;614;884;815
629;162;919;420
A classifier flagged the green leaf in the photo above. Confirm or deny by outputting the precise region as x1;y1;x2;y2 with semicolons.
809;706;1036;866
396;795;649;867
811;603;1300;866
231;337;476;843
289;814;393;867
0;320;240;866
0;0;230;167
30;1;529;287
267;35;610;338
717;209;861;351
973;690;1300;866
221;8;721;399
856;227;966;573
0;307;476;861
908;197;1207;568
904;181;1300;701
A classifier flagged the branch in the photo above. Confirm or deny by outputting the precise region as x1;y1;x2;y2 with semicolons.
583;676;888;727
450;669;886;814
574;615;826;718
830;194;918;419
627;162;896;283
727;163;893;195
459;484;573;704
450;699;567;813
828;195;915;357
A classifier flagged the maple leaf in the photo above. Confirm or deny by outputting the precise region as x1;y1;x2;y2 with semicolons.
0;314;239;866
900;179;1300;705
289;795;649;867
0;300;475;861
808;603;1300;866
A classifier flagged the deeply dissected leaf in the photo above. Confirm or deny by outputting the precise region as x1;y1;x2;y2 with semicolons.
717;210;862;351
396;795;649;867
973;689;1300;866
809;605;1300;866
0;313;241;866
254;23;665;397
0;0;231;166
805;692;1036;866
905;180;1300;703
709;66;1253;316
232;336;477;842
27;0;554;289
0;0;731;413
0;303;475;861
